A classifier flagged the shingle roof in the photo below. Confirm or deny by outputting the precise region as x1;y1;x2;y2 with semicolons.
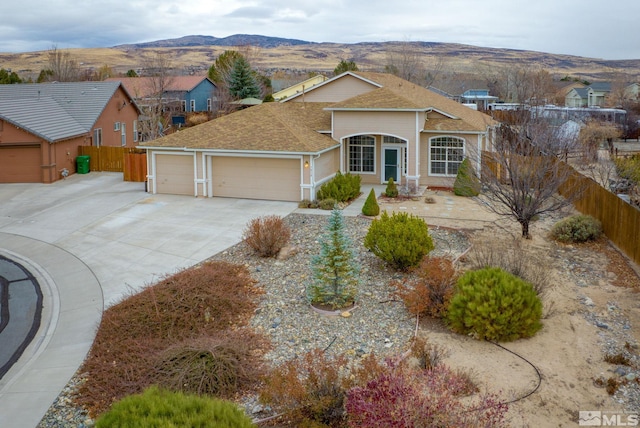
108;76;214;98
0;81;125;142
141;102;335;153
327;72;496;132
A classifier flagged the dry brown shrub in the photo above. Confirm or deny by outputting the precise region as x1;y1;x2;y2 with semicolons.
410;336;449;370
392;256;459;318
75;261;266;417
466;238;550;298
186;112;209;126
242;215;291;257
153;330;269;397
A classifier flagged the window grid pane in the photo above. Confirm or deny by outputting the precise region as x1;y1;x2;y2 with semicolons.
429;137;465;176
348;136;375;173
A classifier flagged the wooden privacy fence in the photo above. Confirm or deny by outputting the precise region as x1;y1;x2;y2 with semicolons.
559;163;640;266
78;146;147;182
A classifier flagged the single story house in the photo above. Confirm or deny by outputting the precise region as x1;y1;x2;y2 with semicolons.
0;81;141;183
272;75;329;101
140;71;497;202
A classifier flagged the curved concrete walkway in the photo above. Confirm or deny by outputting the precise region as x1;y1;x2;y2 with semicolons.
0;234;102;428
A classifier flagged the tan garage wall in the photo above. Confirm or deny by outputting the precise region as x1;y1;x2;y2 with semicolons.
210;157;300;201
155;154;195;195
0;145;41;183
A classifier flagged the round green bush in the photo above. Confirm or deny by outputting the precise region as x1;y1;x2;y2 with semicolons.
550;214;602;243
95;386;256;428
364;211;434;270
446;267;543;342
362;188;380;216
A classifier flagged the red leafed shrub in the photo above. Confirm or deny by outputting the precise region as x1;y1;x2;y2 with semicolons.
346;362;508;428
243;215;291;257
393;256;459;318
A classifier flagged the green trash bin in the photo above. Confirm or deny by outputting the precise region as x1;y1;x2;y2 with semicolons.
76;155;90;174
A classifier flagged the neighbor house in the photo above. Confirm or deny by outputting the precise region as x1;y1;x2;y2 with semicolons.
108;76;217;115
272;75;329;101
140;71;497;201
0;81;140;183
565;81;639;108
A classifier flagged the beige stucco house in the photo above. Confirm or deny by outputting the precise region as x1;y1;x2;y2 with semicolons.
140;71;497;202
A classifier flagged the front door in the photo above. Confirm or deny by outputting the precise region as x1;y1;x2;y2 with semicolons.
383;147;400;183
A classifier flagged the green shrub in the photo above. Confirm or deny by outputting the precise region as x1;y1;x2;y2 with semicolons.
364;211;434;271
384;177;398;198
95;386;256;428
319;198;337;210
361;188;380;216
242;215;291;257
317;171;361;202
307;208;360;309
446;267;543;341
453;158;481;197
550;214;602;243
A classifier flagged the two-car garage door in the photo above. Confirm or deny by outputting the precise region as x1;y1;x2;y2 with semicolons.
211;157;300;202
154;154;301;201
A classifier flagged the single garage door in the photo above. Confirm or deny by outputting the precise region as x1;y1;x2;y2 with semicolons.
0;145;41;183
155;154;194;195
211;157;300;201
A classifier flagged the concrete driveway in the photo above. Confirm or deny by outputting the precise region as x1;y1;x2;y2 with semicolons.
0;172;296;428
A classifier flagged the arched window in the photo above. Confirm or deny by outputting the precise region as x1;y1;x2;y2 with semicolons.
348;135;375;173
429;136;464;176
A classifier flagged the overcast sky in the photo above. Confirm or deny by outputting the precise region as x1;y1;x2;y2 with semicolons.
1;0;637;60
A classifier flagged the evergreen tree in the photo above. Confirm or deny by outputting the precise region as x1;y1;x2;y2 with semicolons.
334;59;359;75
307;208;360;309
453;158;481;197
0;68;22;84
226;57;261;100
362;188;380;216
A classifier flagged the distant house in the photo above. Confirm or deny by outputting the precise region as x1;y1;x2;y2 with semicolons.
565;81;639;108
140;71;497;201
107;76;217;113
272;75;328;101
459;89;498;110
0;81;141;183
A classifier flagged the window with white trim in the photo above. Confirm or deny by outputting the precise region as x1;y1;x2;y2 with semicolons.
348;135;375;173
114;122;120;131
133;120;138;142
181;100;186;112
429;136;464;176
190;99;196;112
207;98;212;111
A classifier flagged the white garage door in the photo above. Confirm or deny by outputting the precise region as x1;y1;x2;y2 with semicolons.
0;145;41;183
155;154;194;195
211;157;300;201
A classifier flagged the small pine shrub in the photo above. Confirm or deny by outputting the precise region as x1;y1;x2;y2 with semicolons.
242;215;291;257
317;171;361;202
298;199;312;208
447;267;543;341
95;386;256;428
453;158;481;197
550;214;602;243
364;211;434;271
319;198;337;210
393;257;458;318
307;208;359;309
384;177;398;198
361;188;380;216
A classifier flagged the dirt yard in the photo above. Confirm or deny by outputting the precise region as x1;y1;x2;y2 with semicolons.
382;190;640;427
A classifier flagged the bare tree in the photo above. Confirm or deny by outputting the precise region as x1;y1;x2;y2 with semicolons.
384;40;443;87
138;52;176;141
578;119;621;161
480;115;583;238
46;45;80;82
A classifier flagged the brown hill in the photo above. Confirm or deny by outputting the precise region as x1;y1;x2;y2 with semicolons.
1;38;639;83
